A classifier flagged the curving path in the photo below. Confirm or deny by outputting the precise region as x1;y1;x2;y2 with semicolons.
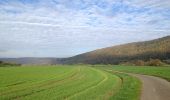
131;74;170;100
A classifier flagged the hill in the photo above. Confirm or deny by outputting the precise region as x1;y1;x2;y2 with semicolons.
0;36;169;65
63;36;170;64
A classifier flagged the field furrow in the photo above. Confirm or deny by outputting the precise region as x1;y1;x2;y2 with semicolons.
66;67;108;99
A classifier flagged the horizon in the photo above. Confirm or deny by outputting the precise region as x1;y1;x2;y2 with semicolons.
0;0;170;58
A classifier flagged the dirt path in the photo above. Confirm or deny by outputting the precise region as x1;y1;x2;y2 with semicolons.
131;74;170;100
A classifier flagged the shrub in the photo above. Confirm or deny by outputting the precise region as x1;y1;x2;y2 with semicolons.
119;59;165;66
147;59;163;66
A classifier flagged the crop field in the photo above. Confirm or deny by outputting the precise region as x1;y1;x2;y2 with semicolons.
2;65;169;100
96;65;170;81
0;65;142;100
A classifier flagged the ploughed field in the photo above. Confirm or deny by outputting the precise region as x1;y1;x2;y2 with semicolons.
0;65;141;100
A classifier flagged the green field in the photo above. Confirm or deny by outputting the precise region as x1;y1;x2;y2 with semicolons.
1;65;169;100
0;65;142;100
2;65;169;100
96;65;170;81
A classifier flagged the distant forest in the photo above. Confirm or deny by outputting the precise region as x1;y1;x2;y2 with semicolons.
61;36;170;65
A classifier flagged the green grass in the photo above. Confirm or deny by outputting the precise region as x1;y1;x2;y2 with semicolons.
0;65;123;100
98;65;170;81
2;64;169;100
110;73;141;100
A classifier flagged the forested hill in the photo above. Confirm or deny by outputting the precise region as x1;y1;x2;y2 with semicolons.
0;36;169;65
62;36;170;64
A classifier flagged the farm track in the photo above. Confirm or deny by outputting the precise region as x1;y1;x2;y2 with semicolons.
131;74;170;100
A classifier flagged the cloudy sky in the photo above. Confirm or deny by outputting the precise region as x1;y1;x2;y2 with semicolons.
0;0;170;58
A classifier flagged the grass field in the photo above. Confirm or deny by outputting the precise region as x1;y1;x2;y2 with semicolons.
0;65;129;100
95;65;170;81
2;65;169;100
0;65;142;100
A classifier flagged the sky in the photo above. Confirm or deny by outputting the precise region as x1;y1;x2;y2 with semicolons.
0;0;170;58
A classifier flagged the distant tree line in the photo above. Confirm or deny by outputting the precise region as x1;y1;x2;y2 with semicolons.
0;61;21;67
120;59;165;66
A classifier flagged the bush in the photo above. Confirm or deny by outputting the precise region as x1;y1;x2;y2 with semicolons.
146;59;164;66
119;59;165;66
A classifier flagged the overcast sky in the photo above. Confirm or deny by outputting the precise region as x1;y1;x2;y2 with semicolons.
0;0;170;58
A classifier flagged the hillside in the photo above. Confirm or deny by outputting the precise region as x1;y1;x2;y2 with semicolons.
63;36;170;64
0;36;169;65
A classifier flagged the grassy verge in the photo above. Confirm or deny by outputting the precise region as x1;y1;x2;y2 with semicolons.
96;67;141;100
110;73;141;100
99;65;170;81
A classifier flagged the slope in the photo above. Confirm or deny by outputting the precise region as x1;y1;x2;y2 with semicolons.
63;36;170;64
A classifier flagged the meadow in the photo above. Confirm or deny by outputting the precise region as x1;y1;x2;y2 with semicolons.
1;65;169;100
0;65;142;100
